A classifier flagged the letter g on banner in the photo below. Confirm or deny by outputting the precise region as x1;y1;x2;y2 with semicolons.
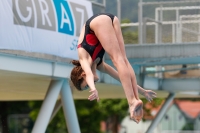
53;0;74;35
13;0;35;27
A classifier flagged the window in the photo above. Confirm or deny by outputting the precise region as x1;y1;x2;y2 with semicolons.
165;115;169;120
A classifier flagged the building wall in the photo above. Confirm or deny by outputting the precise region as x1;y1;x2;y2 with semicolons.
194;114;200;130
119;116;162;133
120;104;188;133
160;105;186;130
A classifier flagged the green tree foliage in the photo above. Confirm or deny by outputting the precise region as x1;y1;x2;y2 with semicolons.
45;109;67;133
75;100;102;133
123;31;138;44
98;99;128;133
98;99;128;118
121;19;138;44
0;101;33;133
141;98;164;121
0;98;165;133
182;122;194;130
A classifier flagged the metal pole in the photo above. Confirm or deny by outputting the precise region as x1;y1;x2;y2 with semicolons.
61;80;81;133
117;0;121;22
176;9;180;43
172;23;175;43
199;17;200;41
143;18;147;43
138;0;143;44
180;17;183;43
157;5;163;78
101;0;106;13
159;4;163;43
32;80;64;133
90;1;105;8
146;93;175;133
155;8;158;44
155;6;162;79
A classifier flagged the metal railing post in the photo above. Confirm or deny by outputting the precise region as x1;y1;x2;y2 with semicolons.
138;0;143;44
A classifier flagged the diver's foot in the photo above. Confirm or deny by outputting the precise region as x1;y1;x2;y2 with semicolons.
129;100;143;123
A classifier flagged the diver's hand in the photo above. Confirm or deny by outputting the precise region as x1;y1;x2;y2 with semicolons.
144;90;157;102
91;58;100;70
93;57;100;65
88;89;99;102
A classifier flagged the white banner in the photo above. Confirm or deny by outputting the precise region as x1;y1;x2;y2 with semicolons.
0;0;93;59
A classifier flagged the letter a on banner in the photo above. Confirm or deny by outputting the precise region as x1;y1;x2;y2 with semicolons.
53;0;74;35
60;4;72;31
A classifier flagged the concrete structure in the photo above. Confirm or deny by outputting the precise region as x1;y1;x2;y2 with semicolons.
1;0;200;132
1;40;200;132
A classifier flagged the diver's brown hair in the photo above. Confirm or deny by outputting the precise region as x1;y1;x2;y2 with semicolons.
70;60;84;91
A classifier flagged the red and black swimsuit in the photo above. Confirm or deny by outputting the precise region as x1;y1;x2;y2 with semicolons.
77;13;114;66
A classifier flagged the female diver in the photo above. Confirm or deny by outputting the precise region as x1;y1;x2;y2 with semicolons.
70;13;156;123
